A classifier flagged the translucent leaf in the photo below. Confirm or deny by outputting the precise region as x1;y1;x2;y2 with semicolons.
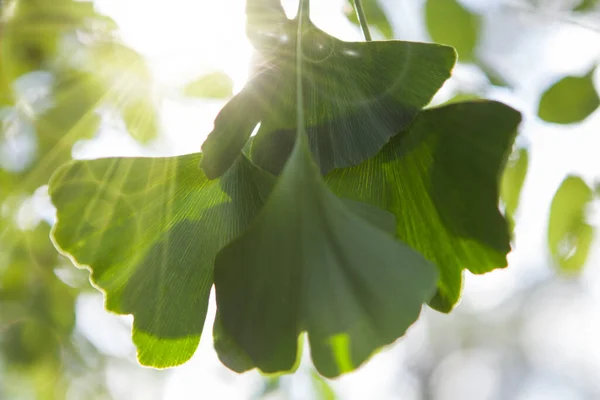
214;133;437;377
200;15;456;179
326;101;521;311
538;69;600;124
49;153;272;367
501;147;529;227
183;72;234;99
425;0;480;62
548;176;595;274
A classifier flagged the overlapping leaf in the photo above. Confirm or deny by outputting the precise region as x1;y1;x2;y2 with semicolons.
200;10;456;178
548;176;596;274
49;153;273;367
214;133;437;377
326;101;521;311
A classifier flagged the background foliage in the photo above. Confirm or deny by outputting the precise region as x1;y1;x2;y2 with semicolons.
1;0;599;398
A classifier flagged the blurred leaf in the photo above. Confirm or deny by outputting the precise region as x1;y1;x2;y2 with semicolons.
574;0;599;12
312;370;337;400
538;69;600;124
0;223;76;366
215;133;437;377
344;0;394;39
49;153;272;368
478;62;511;88
83;41;159;142
445;92;480;104
184;72;234;99
548;176;595;274
326;101;521;311
501;147;529;226
2;0;117;80
201;15;456;178
122;98;159;143
425;0;480;62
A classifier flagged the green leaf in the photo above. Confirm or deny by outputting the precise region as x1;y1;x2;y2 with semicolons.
425;0;480;62
200;17;456;179
344;0;394;39
538;69;600;124
122;98;160;143
214;133;437;377
548;176;595;274
326;100;521;311
49;153;272;367
183;72;234;99
574;0;599;12
501;147;528;225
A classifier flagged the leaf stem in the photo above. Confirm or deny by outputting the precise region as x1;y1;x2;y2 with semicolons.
296;0;310;136
353;0;372;41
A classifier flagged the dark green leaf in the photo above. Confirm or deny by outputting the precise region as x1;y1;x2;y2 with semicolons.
184;72;234;99
326;101;521;311
344;0;394;39
214;133;437;377
200;17;456;179
49;153;272;367
548;176;595;274
425;0;480;62
538;69;599;124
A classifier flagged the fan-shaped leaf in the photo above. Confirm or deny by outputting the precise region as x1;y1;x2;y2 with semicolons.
200;16;456;179
326;101;521;311
49;153;272;367
214;133;437;377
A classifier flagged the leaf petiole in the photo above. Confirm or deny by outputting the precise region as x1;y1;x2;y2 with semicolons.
353;0;373;41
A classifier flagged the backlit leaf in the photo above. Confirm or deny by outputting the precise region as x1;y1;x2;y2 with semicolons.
200;16;456;178
214;133;437;377
49;153;272;367
538;69;599;124
326;101;521;311
501;147;529;227
184;72;234;99
548;176;595;274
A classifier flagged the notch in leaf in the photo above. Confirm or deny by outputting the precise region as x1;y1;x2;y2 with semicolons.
200;4;456;179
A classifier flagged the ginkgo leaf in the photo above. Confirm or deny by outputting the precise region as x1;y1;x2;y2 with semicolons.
49;153;272;367
425;0;479;62
344;0;394;39
326;100;521;311
184;72;234;99
200;15;456;179
548;176;595;274
538;69;600;124
214;133;437;378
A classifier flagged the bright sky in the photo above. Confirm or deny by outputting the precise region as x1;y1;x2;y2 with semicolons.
71;1;600;399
